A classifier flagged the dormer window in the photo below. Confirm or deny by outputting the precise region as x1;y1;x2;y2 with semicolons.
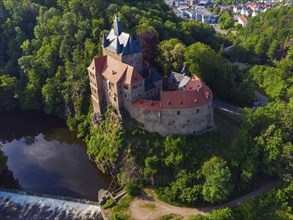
112;70;117;75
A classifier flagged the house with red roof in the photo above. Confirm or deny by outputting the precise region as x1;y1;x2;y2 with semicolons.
88;14;214;136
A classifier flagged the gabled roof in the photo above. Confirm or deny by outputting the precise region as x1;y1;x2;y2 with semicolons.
122;66;144;85
169;71;185;85
178;76;191;89
88;55;144;85
87;56;107;75
161;82;212;109
238;15;248;23
133;98;161;112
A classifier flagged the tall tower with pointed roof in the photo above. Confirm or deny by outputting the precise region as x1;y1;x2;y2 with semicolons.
113;13;123;36
102;13;143;74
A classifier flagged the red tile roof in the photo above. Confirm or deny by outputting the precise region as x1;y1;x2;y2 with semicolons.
122;66;144;85
185;76;202;91
239;15;248;23
88;55;143;84
132;98;161;112
161;83;212;109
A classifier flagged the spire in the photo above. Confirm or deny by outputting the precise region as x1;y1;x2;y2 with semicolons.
181;64;190;76
102;32;107;48
113;12;123;36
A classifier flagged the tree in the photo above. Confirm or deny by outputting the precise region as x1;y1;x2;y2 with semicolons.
267;39;279;60
219;10;234;30
0;74;17;111
0;145;8;175
201;156;234;203
185;42;234;99
140;29;159;65
157;38;186;75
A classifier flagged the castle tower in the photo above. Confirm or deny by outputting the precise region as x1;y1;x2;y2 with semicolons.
113;13;123;36
102;13;143;74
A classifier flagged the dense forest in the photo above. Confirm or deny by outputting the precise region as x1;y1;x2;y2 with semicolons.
0;0;292;219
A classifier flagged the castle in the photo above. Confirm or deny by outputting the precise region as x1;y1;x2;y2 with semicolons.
88;14;214;136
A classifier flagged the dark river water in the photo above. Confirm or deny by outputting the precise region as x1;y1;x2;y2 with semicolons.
0;109;111;201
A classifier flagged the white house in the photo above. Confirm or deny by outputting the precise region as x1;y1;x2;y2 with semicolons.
238;15;248;27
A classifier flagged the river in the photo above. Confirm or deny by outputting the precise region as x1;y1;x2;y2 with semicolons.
0;109;111;201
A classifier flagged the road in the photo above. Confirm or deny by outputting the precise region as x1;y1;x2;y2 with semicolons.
214;99;245;118
211;24;227;35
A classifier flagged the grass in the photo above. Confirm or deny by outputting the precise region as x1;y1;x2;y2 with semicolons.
158;213;183;220
102;197;116;209
203;108;241;159
109;195;133;220
140;202;157;210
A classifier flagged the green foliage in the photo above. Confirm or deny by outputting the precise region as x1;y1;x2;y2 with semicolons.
102;197;116;209
209;208;234;220
0;145;8;175
0;74;17;111
185;42;234;99
157;38;186;75
125;177;145;197
110;195;132;220
237;102;293;183
188;207;234;220
201;157;234;203
159;213;182;220
233;183;293;219
219;10;234;30
249;47;293;101
87;109;124;166
234;7;293;62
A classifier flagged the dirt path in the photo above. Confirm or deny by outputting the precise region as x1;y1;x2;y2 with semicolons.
130;180;279;220
130;191;206;220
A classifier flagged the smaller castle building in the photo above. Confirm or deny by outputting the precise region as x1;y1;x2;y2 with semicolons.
88;14;214;136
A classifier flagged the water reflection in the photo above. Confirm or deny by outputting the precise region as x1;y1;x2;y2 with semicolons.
0;110;111;201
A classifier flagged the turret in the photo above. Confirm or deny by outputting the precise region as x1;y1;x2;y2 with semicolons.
113;13;123;36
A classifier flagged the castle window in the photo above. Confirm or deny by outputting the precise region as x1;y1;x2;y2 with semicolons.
109;82;111;89
125;94;127;98
123;85;128;90
173;120;175;123
177;111;180;115
187;120;190;123
113;96;117;102
132;85;137;89
197;109;200;113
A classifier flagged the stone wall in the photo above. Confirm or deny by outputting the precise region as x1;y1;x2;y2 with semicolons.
122;53;143;74
128;102;214;136
102;49;123;62
88;70;103;114
102;79;122;113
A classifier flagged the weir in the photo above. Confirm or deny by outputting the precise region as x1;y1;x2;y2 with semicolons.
0;189;105;220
